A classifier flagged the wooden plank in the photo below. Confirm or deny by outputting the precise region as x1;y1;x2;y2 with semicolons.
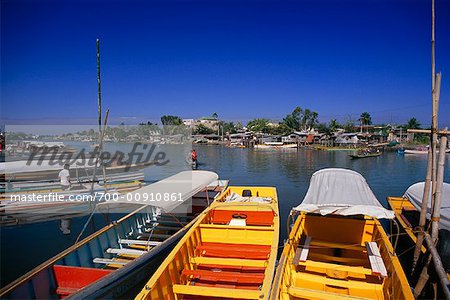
288;286;370;300
298;260;373;276
118;239;161;246
365;242;387;277
190;256;267;268
93;258;129;266
172;284;262;299
293;236;311;265
106;248;146;256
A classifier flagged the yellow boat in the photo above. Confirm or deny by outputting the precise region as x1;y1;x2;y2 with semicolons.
135;186;280;300
270;168;413;300
387;182;450;279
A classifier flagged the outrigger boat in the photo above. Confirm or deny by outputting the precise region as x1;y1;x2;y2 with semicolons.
349;150;382;159
1;159;158;182
135;186;280;300
0;171;228;299
271;168;413;300
387;182;450;278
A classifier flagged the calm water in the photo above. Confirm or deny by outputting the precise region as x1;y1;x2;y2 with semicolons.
1;144;449;287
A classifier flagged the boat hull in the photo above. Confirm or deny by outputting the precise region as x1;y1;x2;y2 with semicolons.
135;186;280;300
270;213;413;300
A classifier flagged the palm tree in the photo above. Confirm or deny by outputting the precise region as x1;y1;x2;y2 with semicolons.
359;112;372;133
405;118;421;129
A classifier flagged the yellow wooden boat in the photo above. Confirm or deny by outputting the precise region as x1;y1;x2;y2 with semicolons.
387;182;450;280
270;168;413;300
135;186;279;300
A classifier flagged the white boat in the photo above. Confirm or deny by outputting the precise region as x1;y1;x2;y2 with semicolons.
404;148;450;154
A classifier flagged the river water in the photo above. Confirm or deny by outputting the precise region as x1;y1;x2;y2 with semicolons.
1;143;449;287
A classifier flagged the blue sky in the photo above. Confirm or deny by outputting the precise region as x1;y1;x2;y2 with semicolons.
2;0;450;127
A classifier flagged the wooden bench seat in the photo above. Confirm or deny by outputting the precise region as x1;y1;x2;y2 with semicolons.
210;210;274;226
196;242;271;260
53;265;113;297
182;269;264;284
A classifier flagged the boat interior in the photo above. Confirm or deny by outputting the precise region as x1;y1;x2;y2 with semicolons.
274;213;412;300
1;186;222;299
138;186;279;300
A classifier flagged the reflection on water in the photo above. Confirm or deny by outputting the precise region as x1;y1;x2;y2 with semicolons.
1;143;449;288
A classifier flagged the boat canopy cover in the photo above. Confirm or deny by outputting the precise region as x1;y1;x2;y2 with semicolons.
404;182;450;231
101;170;218;213
293;168;394;219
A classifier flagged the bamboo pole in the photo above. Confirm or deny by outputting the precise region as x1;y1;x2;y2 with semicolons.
407;129;449;135
412;147;433;273
423;232;450;300
97;38;102;135
430;0;438;220
431;135;447;241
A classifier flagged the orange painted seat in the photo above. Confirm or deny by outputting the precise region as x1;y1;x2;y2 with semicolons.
53;265;113;297
182;269;264;284
197;264;266;273
210;210;274;226
196;242;271;259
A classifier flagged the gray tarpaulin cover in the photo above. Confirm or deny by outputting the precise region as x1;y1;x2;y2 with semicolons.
293;168;394;219
404;182;450;231
98;170;218;213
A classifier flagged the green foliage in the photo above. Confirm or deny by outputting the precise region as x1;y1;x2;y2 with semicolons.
194;124;215;135
404;117;421;129
282;106;319;131
316;123;330;135
160;115;183;126
344;120;355;132
247;118;270;133
222;122;237;134
328;119;340;132
359;112;372;126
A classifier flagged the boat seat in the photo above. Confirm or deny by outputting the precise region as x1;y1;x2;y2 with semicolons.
293;236;312;264
106;248;146;256
172;284;262;298
53;265;113;297
310;240;365;251
191;257;268;268
93;258;130;266
297;260;373;278
365;242;388;277
181;269;264;284
196;242;271;260
210;210;274;226
288;286;371;300
118;239;161;246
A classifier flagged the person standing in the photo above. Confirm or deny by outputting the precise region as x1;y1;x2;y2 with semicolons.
58;164;71;190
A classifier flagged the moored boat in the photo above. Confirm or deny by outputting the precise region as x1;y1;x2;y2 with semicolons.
270;168;413;300
349;150;382;159
135;185;280;300
387;182;450;279
0;171;227;299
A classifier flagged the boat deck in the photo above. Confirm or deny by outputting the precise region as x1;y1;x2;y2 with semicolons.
136;186;280;300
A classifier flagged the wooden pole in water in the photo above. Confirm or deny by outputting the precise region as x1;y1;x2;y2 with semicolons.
423;231;450;300
431;135;447;241
412;0;438;273
97;38;102;135
412;147;432;273
430;0;438;220
90;39;105;196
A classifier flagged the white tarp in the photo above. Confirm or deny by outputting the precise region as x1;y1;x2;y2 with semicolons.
293;168;394;219
404;182;450;231
99;170;219;213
